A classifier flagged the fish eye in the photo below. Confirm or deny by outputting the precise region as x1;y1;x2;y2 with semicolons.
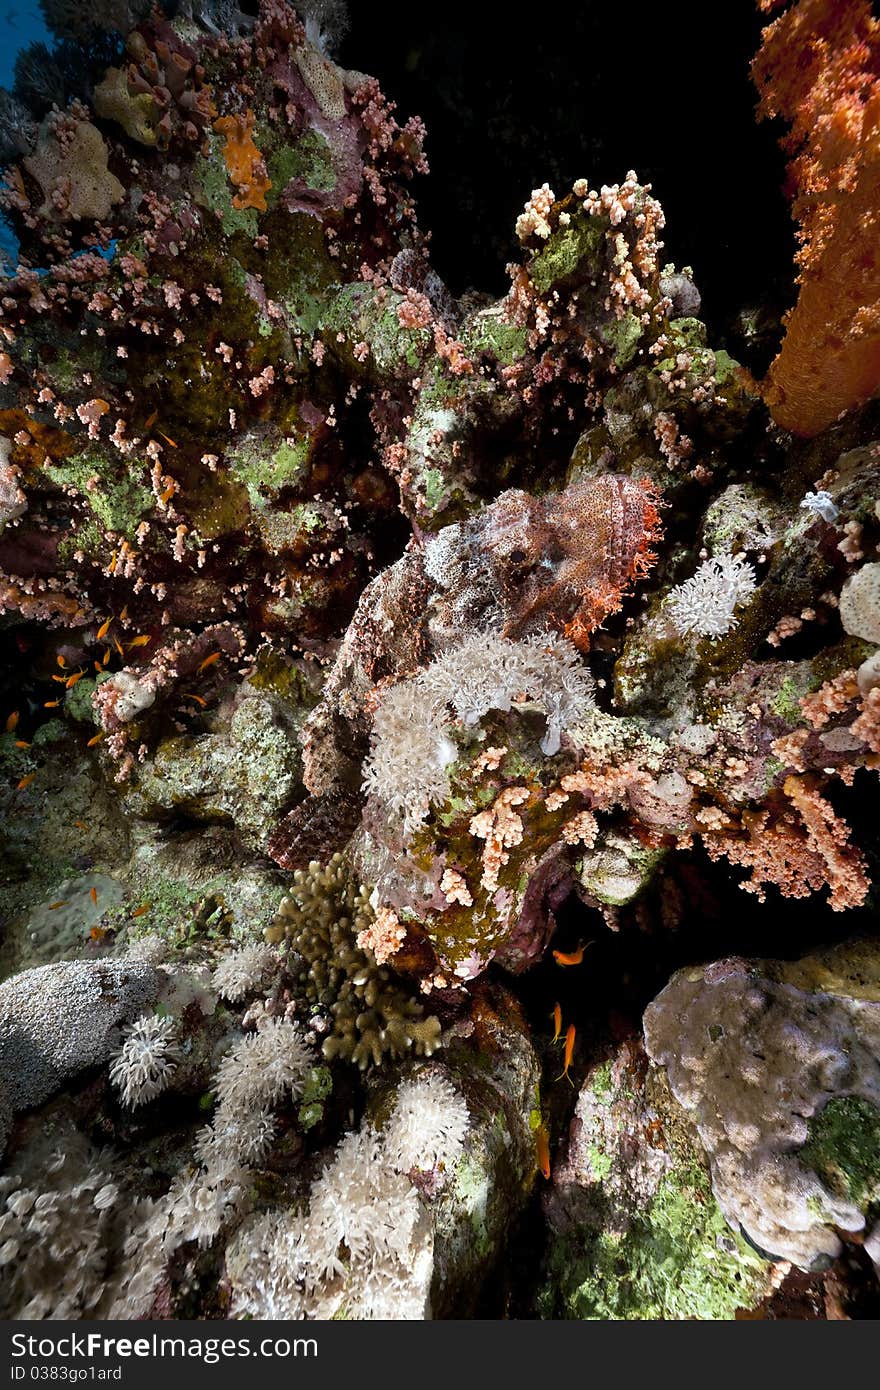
509;548;527;564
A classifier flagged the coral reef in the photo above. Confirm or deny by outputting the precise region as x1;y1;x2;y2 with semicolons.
0;0;878;1323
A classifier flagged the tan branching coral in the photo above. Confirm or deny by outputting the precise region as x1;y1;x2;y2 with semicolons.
266;854;441;1068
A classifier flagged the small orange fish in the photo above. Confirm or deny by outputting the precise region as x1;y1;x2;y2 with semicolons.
96;616;113;640
109;550;118;574
14;740;30;749
5;710;19;732
553;943;589;967
113;637;124;658
51;673;68;683
144;409;158;431
65;671;84;689
89;926;107;942
187;693;208;707
48;901;68;911
131;903;151;918
159;484;176;505
197;651;220;674
16;773;36;790
159;432;178;448
86;731;105;747
556;1024;576;1086
120;605;129;622
73;820;89;830
44;699;61;708
551;1003;562;1043
56;654;67;668
127;634;151;649
102;648;111;666
89;887;98;906
535;1124;551;1180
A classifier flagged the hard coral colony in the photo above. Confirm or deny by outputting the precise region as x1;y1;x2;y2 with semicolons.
0;0;878;1326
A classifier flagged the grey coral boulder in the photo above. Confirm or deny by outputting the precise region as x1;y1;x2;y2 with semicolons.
0;959;163;1123
643;941;880;1270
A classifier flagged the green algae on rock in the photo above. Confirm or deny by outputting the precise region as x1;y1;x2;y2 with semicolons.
538;1047;771;1320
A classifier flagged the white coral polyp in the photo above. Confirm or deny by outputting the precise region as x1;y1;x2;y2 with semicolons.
211;943;279;1002
665;552;757;639
214;1017;316;1112
362;631;594;831
109;1013;179;1107
385;1071;469;1175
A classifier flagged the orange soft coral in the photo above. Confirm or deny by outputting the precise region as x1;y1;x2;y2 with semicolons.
752;0;880;436
702;774;869;911
214;109;272;212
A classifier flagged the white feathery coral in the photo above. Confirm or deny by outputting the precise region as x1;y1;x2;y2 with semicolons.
225;1066;472;1320
363;631;594;830
211;943;279;1002
214;1017;316;1113
195;1108;277;1166
665;553;757;639
361;680;457;832
109;1014;180;1108
162;1157;250;1250
226;1121;432;1321
385;1070;469;1175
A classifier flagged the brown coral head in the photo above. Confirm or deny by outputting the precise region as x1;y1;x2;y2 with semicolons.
484;474;662;648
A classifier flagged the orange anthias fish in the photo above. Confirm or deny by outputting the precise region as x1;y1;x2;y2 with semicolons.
535;1124;551;1180
556;1024;576;1086
197;651;221;674
127;634;152;650
16;772;36;790
90;886;98;906
96;616;113;640
86;731;105;747
550;1003;562;1043
552;943;590;966
5;710;19;732
131;903;151;918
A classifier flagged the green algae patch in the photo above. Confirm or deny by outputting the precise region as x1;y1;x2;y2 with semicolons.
801;1097;880;1213
65;672;111;726
597;310;643;370
266;129;336;204
228;433;310;504
324;283;432;374
540;1156;768;1320
529;218;604;295
461;312;528;366
45;450;153;537
297;1064;333;1131
769;673;810;726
